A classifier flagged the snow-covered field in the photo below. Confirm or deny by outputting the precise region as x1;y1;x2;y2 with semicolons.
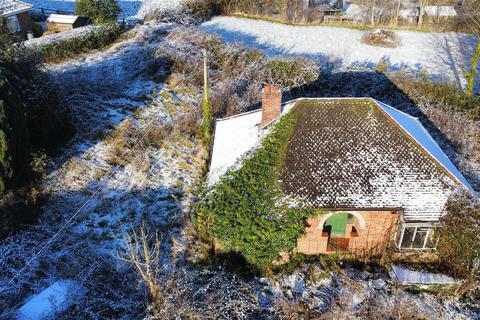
201;16;477;87
24;0;182;19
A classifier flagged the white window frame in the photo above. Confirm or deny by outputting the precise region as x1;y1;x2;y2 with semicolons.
395;222;439;251
6;15;21;34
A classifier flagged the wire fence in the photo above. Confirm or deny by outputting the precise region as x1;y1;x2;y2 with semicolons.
32;7;75;19
31;7;131;27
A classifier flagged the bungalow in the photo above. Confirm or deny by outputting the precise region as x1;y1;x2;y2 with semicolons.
0;0;33;40
208;85;473;256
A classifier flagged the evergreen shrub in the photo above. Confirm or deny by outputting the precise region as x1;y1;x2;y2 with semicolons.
75;0;120;24
438;193;480;279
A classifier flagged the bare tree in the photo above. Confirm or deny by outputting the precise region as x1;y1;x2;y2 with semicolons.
370;0;377;25
392;0;402;26
118;224;164;305
417;0;429;27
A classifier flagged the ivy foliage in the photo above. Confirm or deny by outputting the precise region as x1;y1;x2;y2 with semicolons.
195;110;317;270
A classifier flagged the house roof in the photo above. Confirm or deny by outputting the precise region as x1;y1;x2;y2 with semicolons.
424;6;457;17
46;14;80;24
281;99;470;221
208;98;473;221
0;0;32;17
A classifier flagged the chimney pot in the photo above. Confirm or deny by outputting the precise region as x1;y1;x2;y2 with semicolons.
261;84;282;128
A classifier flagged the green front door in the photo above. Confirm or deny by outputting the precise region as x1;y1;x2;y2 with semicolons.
324;212;348;238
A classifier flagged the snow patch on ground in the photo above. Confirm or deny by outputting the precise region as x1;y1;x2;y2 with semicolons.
201;16;476;87
390;265;457;285
15;280;87;320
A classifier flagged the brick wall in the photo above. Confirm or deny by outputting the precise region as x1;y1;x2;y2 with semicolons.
16;12;33;40
261;84;282;128
296;210;399;256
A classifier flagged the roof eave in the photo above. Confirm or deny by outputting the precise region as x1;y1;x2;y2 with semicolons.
1;6;33;17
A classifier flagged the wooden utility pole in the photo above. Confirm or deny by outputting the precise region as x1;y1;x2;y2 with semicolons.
203;49;208;100
202;49;212;142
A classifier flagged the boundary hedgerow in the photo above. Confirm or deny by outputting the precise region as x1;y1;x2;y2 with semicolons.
30;23;122;63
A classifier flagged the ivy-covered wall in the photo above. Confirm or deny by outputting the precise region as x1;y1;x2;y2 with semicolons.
195;110;318;270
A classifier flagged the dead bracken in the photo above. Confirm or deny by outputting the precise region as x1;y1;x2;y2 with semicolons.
361;29;400;48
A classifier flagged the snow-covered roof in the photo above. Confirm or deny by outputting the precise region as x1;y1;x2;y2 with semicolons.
46;13;80;24
424;6;457;17
208;110;262;186
208;98;473;221
0;0;32;17
374;100;472;192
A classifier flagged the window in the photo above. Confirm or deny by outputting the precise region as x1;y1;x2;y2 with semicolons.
6;15;21;33
396;224;438;250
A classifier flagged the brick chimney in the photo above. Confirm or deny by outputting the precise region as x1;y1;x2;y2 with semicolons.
261;84;282;129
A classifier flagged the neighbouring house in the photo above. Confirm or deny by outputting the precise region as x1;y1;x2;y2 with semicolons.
399;7;420;24
207;85;473;256
424;5;457;18
312;0;344;13
342;3;367;22
46;14;90;33
400;5;457;25
0;0;33;40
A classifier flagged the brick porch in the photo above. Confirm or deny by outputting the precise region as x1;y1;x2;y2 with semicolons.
296;211;399;255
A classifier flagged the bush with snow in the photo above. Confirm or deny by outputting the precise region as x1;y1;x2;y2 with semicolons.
438;192;480;280
361;29;400;48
